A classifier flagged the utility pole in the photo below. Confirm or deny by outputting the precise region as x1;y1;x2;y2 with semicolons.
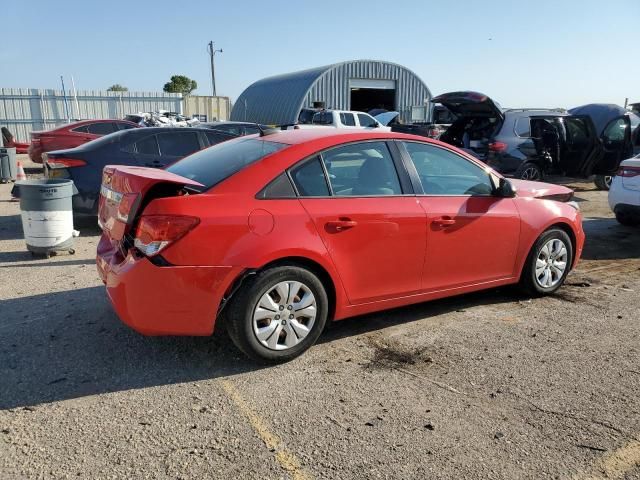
207;41;223;97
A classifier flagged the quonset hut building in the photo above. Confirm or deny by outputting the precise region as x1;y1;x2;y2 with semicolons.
230;60;432;125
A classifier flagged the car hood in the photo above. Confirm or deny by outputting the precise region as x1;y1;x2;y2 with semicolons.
511;179;574;199
432;91;503;120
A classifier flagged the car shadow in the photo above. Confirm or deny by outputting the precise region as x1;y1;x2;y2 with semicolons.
0;255;94;267
581;217;640;260
0;283;526;411
0;286;266;410
0;214;23;241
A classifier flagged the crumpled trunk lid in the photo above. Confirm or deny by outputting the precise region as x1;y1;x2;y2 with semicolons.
98;165;203;242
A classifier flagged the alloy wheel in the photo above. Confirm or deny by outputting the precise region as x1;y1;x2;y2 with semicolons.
252;281;317;351
521;166;541;181
535;238;568;288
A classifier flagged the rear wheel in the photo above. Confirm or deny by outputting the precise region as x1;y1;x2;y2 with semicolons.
520;228;573;295
515;162;543;181
225;266;328;362
594;175;613;190
615;210;640;226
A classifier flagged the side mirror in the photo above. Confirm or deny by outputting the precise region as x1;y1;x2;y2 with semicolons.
496;178;516;198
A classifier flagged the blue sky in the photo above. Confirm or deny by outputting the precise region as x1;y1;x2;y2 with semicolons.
3;0;639;109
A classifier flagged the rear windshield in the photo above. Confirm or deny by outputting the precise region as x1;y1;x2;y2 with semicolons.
166;138;288;190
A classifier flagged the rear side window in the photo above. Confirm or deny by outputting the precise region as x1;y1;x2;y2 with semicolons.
515;117;531;137
312;112;333;125
357;114;376;127
167;138;287;190
86;123;117;135
136;135;160;155
204;130;233;146
72;125;89;133
244;125;261;135
323;142;401;196
117;122;137;130
340;113;356;126
257;173;296;199
291;157;330;196
157;131;201;156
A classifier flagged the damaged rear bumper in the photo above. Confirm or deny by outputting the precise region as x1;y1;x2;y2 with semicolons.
96;235;241;336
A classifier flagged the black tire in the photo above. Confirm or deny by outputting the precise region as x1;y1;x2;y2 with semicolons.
594;175;612;191
515;162;543;181
519;228;573;296
615;211;640;226
225;265;328;362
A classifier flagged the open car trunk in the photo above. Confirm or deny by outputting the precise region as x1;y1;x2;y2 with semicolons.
433;91;504;158
98;165;203;244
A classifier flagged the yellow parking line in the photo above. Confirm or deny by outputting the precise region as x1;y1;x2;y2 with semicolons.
576;440;640;479
219;379;312;480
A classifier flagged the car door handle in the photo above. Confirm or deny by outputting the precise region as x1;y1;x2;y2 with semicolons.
433;216;456;226
326;219;358;232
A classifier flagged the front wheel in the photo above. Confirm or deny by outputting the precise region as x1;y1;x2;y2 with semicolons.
225;266;328;362
520;229;573;296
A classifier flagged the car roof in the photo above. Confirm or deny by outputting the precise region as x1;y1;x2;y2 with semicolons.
257;128;436;146
504;109;568;117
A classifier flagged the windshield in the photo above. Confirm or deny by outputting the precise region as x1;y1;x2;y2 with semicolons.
166;137;288;191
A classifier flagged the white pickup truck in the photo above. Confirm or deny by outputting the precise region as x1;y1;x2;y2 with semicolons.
295;109;391;131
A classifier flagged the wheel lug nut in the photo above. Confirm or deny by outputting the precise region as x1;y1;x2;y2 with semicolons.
289;314;294;319
275;315;280;320
287;305;293;310
279;305;284;311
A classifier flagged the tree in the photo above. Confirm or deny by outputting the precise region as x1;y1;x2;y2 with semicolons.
163;75;197;96
107;84;128;92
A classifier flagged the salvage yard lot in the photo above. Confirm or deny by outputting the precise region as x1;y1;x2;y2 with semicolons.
1;176;639;479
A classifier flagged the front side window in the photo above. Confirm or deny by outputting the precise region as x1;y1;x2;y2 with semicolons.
603;118;627;143
86;122;116;135
157;131;201;156
72;125;89;133
117;122;137;130
357;113;377;128
403;142;494;196
565;117;590;145
290;156;330;197
322;142;402;196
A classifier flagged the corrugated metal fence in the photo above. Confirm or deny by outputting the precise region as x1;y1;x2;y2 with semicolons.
0;88;183;141
183;95;231;122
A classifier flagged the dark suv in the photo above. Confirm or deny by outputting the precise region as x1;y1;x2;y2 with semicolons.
434;92;636;187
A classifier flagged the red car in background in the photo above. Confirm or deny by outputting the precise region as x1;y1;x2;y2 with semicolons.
28;119;139;163
96;129;584;362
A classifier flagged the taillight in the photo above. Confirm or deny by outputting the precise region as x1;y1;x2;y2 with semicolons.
617;166;640;177
46;157;87;168
134;215;200;257
488;141;508;152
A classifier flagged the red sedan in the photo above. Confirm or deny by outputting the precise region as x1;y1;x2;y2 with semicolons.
28;119;139;163
96;129;584;361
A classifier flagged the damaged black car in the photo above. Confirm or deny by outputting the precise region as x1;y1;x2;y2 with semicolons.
433;91;638;187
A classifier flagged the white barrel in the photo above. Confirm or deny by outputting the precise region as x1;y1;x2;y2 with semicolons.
15;179;77;255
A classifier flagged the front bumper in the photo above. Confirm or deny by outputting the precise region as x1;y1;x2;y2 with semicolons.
96;235;241;336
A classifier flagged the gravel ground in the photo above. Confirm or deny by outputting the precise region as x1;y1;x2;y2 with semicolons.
1;171;639;479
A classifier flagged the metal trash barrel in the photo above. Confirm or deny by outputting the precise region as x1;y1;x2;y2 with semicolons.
0;146;17;183
15;179;78;257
